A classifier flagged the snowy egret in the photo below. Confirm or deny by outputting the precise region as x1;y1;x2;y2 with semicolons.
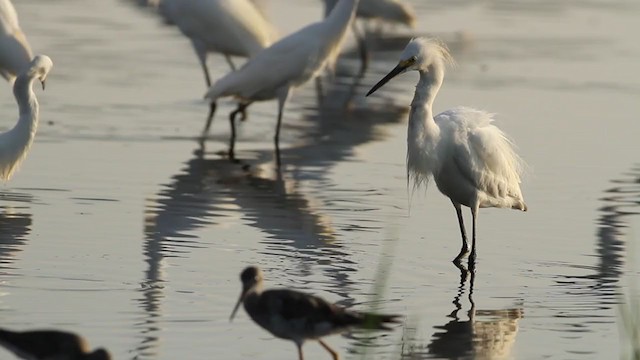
0;327;111;360
204;0;359;165
0;0;33;84
230;266;401;360
156;0;276;87
0;55;52;181
323;0;416;76
366;38;527;263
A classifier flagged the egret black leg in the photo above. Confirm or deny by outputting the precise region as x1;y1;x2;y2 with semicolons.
469;204;479;265
452;201;469;263
351;21;369;78
315;76;324;108
202;102;217;138
224;54;237;71
318;339;339;360
274;88;290;168
228;103;249;161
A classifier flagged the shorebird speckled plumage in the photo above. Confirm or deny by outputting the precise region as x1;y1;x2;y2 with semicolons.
230;266;401;360
0;328;111;360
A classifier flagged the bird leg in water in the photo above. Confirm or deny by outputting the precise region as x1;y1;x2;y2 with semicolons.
228;102;250;161
296;343;304;360
274;88;290;168
224;55;237;71
315;76;325;108
469;204;479;263
192;42;212;87
452;201;470;263
202;102;217;138
318;339;339;360
351;21;369;78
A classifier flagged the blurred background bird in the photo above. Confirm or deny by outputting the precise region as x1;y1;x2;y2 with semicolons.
0;327;111;360
322;0;416;76
0;0;33;85
204;0;359;165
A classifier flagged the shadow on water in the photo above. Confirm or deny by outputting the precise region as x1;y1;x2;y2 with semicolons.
401;264;524;360
0;192;34;276
551;164;640;319
131;49;410;358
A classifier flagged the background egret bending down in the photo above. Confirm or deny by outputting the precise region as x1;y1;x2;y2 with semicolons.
0;55;52;181
0;0;33;84
152;0;277;136
204;0;359;165
366;38;527;264
323;0;416;76
230;266;400;360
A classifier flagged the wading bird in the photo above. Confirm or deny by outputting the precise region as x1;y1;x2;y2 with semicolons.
323;0;415;76
230;266;400;360
0;0;33;84
204;0;359;166
0;55;52;181
0;327;111;360
153;0;277;136
366;38;527;263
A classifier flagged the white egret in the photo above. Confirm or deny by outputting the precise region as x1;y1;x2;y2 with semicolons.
366;38;527;263
154;0;278;135
156;0;276;87
0;55;52;181
0;0;33;84
204;0;359;165
323;0;416;76
230;266;400;360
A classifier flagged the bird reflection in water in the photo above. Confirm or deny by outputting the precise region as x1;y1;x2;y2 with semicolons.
401;263;523;359
0;192;33;275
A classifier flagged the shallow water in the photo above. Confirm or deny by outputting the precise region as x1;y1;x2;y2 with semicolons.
0;0;639;359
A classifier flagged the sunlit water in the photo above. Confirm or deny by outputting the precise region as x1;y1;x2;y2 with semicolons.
0;0;639;359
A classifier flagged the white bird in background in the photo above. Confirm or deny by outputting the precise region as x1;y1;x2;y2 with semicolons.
366;38;527;264
0;0;33;84
323;0;416;76
204;0;359;166
156;0;276;87
0;55;52;181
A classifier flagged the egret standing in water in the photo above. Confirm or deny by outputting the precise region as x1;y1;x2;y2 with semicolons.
0;0;33;84
230;266;401;360
0;55;52;181
323;0;416;76
366;38;527;263
204;0;359;165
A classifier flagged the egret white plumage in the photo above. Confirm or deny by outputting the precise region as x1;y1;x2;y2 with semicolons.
0;55;52;181
366;38;527;263
0;0;33;84
323;0;416;76
204;0;359;165
156;0;276;87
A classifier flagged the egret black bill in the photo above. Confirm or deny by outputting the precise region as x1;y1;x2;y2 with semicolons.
366;62;410;96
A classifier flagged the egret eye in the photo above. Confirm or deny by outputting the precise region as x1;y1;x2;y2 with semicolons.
410;56;418;62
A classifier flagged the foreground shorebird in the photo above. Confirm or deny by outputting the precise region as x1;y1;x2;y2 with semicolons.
0;55;52;181
230;266;401;360
0;328;111;360
366;38;527;264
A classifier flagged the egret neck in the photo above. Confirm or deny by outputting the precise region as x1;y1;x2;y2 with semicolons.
320;0;359;72
13;72;39;139
409;69;443;150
